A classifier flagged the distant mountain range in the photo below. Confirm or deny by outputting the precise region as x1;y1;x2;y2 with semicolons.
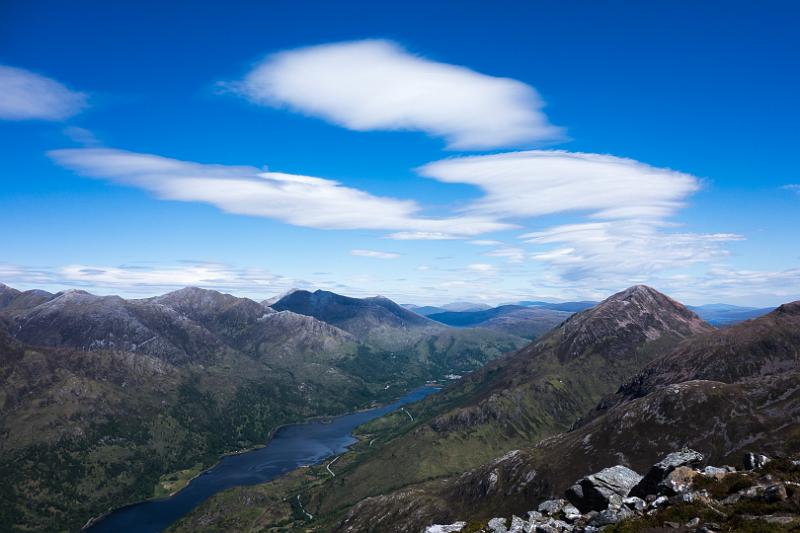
686;303;777;326
425;305;572;339
405;299;776;327
404;298;774;342
172;285;800;532
0;283;526;531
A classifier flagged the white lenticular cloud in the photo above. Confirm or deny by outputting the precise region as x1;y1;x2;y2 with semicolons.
231;40;563;149
521;221;743;280
351;249;400;259
0;65;88;120
418;150;701;220
49;147;510;236
418;149;740;285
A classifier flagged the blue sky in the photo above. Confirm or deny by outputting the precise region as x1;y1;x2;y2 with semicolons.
1;0;798;306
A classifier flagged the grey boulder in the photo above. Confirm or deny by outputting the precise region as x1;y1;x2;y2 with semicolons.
630;449;704;498
565;465;642;512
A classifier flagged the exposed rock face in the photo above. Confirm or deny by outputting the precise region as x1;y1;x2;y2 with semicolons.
0;286;361;366
743;452;771;470
553;285;711;365
566;465;642;512
629;449;703;498
607;300;800;409
437;452;800;532
424;523;466;533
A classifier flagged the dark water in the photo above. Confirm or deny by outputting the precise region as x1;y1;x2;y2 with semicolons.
86;386;439;532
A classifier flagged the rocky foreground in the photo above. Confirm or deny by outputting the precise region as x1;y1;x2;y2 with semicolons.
425;450;800;532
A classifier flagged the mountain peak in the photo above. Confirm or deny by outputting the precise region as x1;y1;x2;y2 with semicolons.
263;288;303;306
607;284;665;303
597;285;704;323
554;285;712;362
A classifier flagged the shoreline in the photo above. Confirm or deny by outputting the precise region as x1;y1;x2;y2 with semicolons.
81;382;440;530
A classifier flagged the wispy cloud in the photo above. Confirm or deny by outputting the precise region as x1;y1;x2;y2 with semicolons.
485;246;526;263
417;149;729;285
63;126;101;146
783;184;800;196
418;150;700;220
351;249;400;259
681;266;800;302
468;240;503;246
228;40;562;149
467;263;496;273
49;147;511;236
522;222;742;281
387;231;458;240
0;65;88;121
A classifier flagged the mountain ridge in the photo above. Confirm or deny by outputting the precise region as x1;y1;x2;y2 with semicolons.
171;285;721;532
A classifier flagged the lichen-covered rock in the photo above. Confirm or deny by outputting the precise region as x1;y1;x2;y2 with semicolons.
538;499;567;515
566;465;642;512
658;466;698;495
487;517;508;533
630;449;703;498
763;483;788;503
562;503;581;522
588;507;633;526
508;515;528;533
623;496;646;512
701;466;730;478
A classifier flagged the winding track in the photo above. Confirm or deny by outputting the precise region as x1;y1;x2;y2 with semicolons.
326;455;341;477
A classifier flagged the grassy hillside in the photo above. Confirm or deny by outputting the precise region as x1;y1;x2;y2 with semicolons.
0;285;526;532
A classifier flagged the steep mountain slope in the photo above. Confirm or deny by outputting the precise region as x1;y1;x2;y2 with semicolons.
1;286;360;366
593;300;800;414
0;286;382;531
329;299;800;532
0;283;524;531
270;289;438;343
427;305;572;339
173;286;713;531
270;289;528;376
0;283;55;313
3;289;232;363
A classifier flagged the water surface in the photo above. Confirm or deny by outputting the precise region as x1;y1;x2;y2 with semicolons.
87;386;439;532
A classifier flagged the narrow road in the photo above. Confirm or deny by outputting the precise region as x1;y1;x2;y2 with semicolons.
401;407;414;422
296;494;313;520
326;455;341;477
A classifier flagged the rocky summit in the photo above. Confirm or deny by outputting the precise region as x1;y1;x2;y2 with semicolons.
430;449;800;532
